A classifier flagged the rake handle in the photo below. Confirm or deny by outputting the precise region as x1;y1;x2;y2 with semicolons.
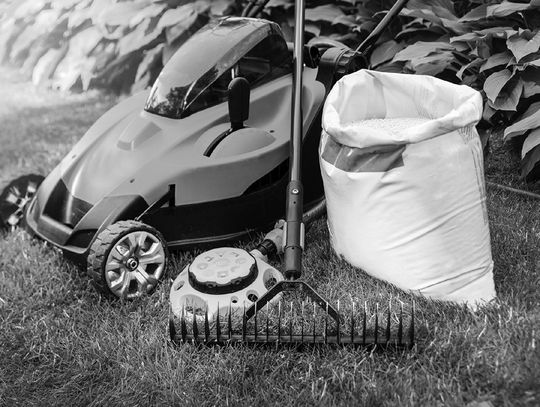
284;0;306;281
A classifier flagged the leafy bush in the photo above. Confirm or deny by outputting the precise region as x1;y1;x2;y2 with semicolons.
374;0;540;181
1;0;539;181
0;0;241;93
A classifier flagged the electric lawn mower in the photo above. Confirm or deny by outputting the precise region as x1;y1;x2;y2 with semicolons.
0;0;410;334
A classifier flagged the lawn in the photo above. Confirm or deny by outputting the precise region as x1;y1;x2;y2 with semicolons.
0;67;539;406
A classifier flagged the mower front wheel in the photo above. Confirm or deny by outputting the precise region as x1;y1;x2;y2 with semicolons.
87;220;169;300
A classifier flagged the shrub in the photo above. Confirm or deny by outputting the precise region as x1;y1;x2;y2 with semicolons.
1;0;539;181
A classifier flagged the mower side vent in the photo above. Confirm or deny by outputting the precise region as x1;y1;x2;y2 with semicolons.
243;160;289;195
43;181;92;227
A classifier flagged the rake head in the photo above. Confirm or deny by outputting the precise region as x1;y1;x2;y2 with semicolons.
169;280;415;348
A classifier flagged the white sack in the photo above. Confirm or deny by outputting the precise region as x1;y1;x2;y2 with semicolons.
320;70;496;308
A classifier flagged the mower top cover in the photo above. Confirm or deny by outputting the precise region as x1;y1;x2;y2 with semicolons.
145;17;291;119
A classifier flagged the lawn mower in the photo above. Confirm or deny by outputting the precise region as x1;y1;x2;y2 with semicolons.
0;6;369;300
0;0;408;309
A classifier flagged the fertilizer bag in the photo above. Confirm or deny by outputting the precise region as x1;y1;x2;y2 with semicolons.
320;70;495;307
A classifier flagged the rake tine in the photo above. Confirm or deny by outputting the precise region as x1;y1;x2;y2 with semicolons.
336;300;341;345
169;311;177;342
301;301;305;342
228;301;232;341
266;304;270;342
204;303;210;343
350;301;355;344
289;301;293;343
324;301;328;345
374;303;379;345
277;301;282;343
398;302;403;346
192;301;199;343
216;303;221;342
254;301;258;342
409;301;415;345
312;302;316;344
181;304;187;342
242;302;247;342
362;301;367;345
386;302;392;344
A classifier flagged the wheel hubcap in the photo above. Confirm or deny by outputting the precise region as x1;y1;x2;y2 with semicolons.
104;230;166;299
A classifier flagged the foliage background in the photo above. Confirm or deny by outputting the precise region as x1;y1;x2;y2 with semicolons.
1;0;539;180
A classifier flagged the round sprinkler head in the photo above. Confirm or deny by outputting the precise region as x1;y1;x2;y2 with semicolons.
169;247;284;323
188;248;257;294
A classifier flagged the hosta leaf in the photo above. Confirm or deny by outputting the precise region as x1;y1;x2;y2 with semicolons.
403;0;456;21
484;69;513;103
480;51;513;72
52;27;102;91
522;127;540;157
50;0;81;10
0;19;24;63
209;0;235;16
132;43;164;92
507;29;540;62
488;1;530;18
305;23;321;37
157;3;206;30
456;58;483;80
401;0;461;31
22;17;68;75
118;17;164;56
66;0;96;30
487;76;523;111
266;0;293;9
9;9;63;64
482;102;497;122
505;101;540;139
409;51;456;75
370;40;404;67
392;41;454;62
134;43;164;84
94;51;144;93
32;45;68;85
129;3;167;27
522;79;540;98
521;144;540;180
89;0;119;25
459;5;487;22
12;0;48;19
396;22;448;42
98;0;152;27
451;27;515;43
305;5;346;24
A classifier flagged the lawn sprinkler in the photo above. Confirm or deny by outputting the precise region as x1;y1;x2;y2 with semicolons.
169;0;414;348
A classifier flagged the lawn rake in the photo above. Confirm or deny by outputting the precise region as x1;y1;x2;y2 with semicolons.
169;0;415;349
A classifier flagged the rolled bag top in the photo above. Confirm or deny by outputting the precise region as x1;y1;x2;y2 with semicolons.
322;69;483;149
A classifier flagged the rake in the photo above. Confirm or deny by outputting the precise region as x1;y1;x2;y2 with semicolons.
169;0;415;348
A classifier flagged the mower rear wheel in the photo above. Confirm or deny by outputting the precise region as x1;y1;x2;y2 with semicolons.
0;174;44;232
88;220;169;300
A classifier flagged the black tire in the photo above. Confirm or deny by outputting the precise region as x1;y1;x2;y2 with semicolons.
0;174;44;232
87;220;169;300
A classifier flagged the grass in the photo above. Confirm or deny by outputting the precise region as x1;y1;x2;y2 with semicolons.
0;66;539;406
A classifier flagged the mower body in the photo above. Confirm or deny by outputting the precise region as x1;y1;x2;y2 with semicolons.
25;17;358;261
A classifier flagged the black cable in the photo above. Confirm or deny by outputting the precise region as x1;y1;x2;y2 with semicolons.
486;181;540;200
